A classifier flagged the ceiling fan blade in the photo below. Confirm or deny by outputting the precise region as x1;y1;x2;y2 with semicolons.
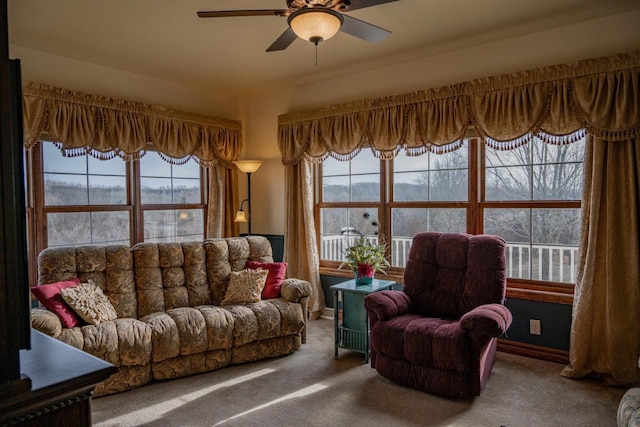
197;10;288;18
340;15;391;43
266;28;298;52
346;0;400;12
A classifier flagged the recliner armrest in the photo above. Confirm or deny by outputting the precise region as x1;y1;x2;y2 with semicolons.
280;278;313;303
460;303;513;337
31;307;63;338
364;290;413;321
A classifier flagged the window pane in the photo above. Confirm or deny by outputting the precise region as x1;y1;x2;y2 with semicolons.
172;160;200;178
429;170;467;201
394;171;428;201
351;174;379;202
42;142;86;174
322;156;350;176
141;178;173;204
47;211;130;247
533;162;583;200
47;212;91;246
394;143;468;202
88;176;127;205
44;173;88;206
486;138;584;201
485;143;529;167
391;208;466;267
532;208;580;283
485;165;530;200
484;206;580;282
173;178;201;204
320;208;380;262
323;175;349;202
140;152;171;177
43;142;127;206
484;208;532;280
87;155;126;176
531;140;584;200
140;153;202;205
144;209;204;242
91;212;131;244
350;150;379;174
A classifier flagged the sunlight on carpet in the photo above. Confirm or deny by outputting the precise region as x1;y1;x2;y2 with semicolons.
212;383;329;426
98;368;275;425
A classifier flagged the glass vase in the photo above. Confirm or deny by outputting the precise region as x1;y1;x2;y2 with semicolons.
354;269;374;286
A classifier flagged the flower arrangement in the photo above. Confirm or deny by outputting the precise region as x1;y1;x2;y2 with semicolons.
339;234;390;274
337;212;390;285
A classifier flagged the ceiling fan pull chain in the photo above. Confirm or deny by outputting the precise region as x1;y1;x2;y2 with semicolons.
315;41;318;66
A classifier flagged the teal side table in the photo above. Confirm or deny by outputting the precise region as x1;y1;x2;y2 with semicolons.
331;279;396;362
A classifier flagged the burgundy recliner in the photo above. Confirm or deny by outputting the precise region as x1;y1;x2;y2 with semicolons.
364;232;512;397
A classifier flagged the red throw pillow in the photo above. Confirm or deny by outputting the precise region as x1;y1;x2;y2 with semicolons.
245;261;287;299
30;278;83;328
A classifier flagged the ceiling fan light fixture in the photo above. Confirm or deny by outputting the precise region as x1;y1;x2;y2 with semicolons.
288;8;343;44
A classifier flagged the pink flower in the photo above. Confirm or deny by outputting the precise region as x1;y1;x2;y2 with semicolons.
357;263;375;278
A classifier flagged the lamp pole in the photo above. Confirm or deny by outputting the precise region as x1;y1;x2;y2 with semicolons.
233;160;262;236
247;172;253;235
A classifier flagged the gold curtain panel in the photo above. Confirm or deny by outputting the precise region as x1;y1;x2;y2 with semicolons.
22;83;243;168
278;51;640;164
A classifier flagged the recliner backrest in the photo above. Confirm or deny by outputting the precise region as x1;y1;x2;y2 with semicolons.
403;232;507;319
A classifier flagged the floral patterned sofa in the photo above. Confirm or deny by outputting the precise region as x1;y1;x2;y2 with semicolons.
30;236;312;396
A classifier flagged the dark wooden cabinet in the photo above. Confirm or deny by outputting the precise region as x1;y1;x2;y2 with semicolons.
0;330;117;427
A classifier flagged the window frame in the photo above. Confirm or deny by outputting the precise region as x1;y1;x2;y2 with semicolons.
316;138;581;303
27;142;208;285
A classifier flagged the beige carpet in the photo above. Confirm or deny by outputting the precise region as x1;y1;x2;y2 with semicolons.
92;318;624;427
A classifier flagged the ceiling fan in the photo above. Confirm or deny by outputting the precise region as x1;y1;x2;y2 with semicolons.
197;0;399;52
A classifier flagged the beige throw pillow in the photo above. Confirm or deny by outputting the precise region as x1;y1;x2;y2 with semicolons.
60;279;117;325
221;269;268;305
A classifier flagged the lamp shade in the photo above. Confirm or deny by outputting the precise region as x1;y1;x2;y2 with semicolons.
233;160;263;174
234;210;247;223
288;9;343;43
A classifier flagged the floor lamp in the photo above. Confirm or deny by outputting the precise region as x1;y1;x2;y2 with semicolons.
233;160;262;235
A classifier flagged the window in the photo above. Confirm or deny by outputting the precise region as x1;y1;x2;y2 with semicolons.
390;145;469;267
31;141;206;253
482;138;584;284
319;150;382;265
139;152;204;243
41;142;130;247
317;136;584;289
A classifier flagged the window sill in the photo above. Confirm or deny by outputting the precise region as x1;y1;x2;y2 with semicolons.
319;267;574;304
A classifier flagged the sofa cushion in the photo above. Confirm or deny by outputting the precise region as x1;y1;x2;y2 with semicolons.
221;269;268;305
30;277;83;328
61;280;118;325
245;261;287;299
371;314;470;372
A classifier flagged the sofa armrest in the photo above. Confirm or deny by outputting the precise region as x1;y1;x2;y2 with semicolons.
460;303;513;338
280;278;313;303
364;290;413;322
31;307;63;338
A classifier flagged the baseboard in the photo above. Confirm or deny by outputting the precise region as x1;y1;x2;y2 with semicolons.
498;339;569;364
320;307;334;320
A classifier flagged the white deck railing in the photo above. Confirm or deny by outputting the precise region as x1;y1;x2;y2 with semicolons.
321;235;578;283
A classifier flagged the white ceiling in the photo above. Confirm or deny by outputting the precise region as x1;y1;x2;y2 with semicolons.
7;0;640;97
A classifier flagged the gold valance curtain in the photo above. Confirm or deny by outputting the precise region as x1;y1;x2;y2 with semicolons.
22;82;243;168
279;51;640;162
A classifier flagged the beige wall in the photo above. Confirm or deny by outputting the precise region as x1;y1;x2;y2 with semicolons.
10;9;640;237
9;45;240;118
